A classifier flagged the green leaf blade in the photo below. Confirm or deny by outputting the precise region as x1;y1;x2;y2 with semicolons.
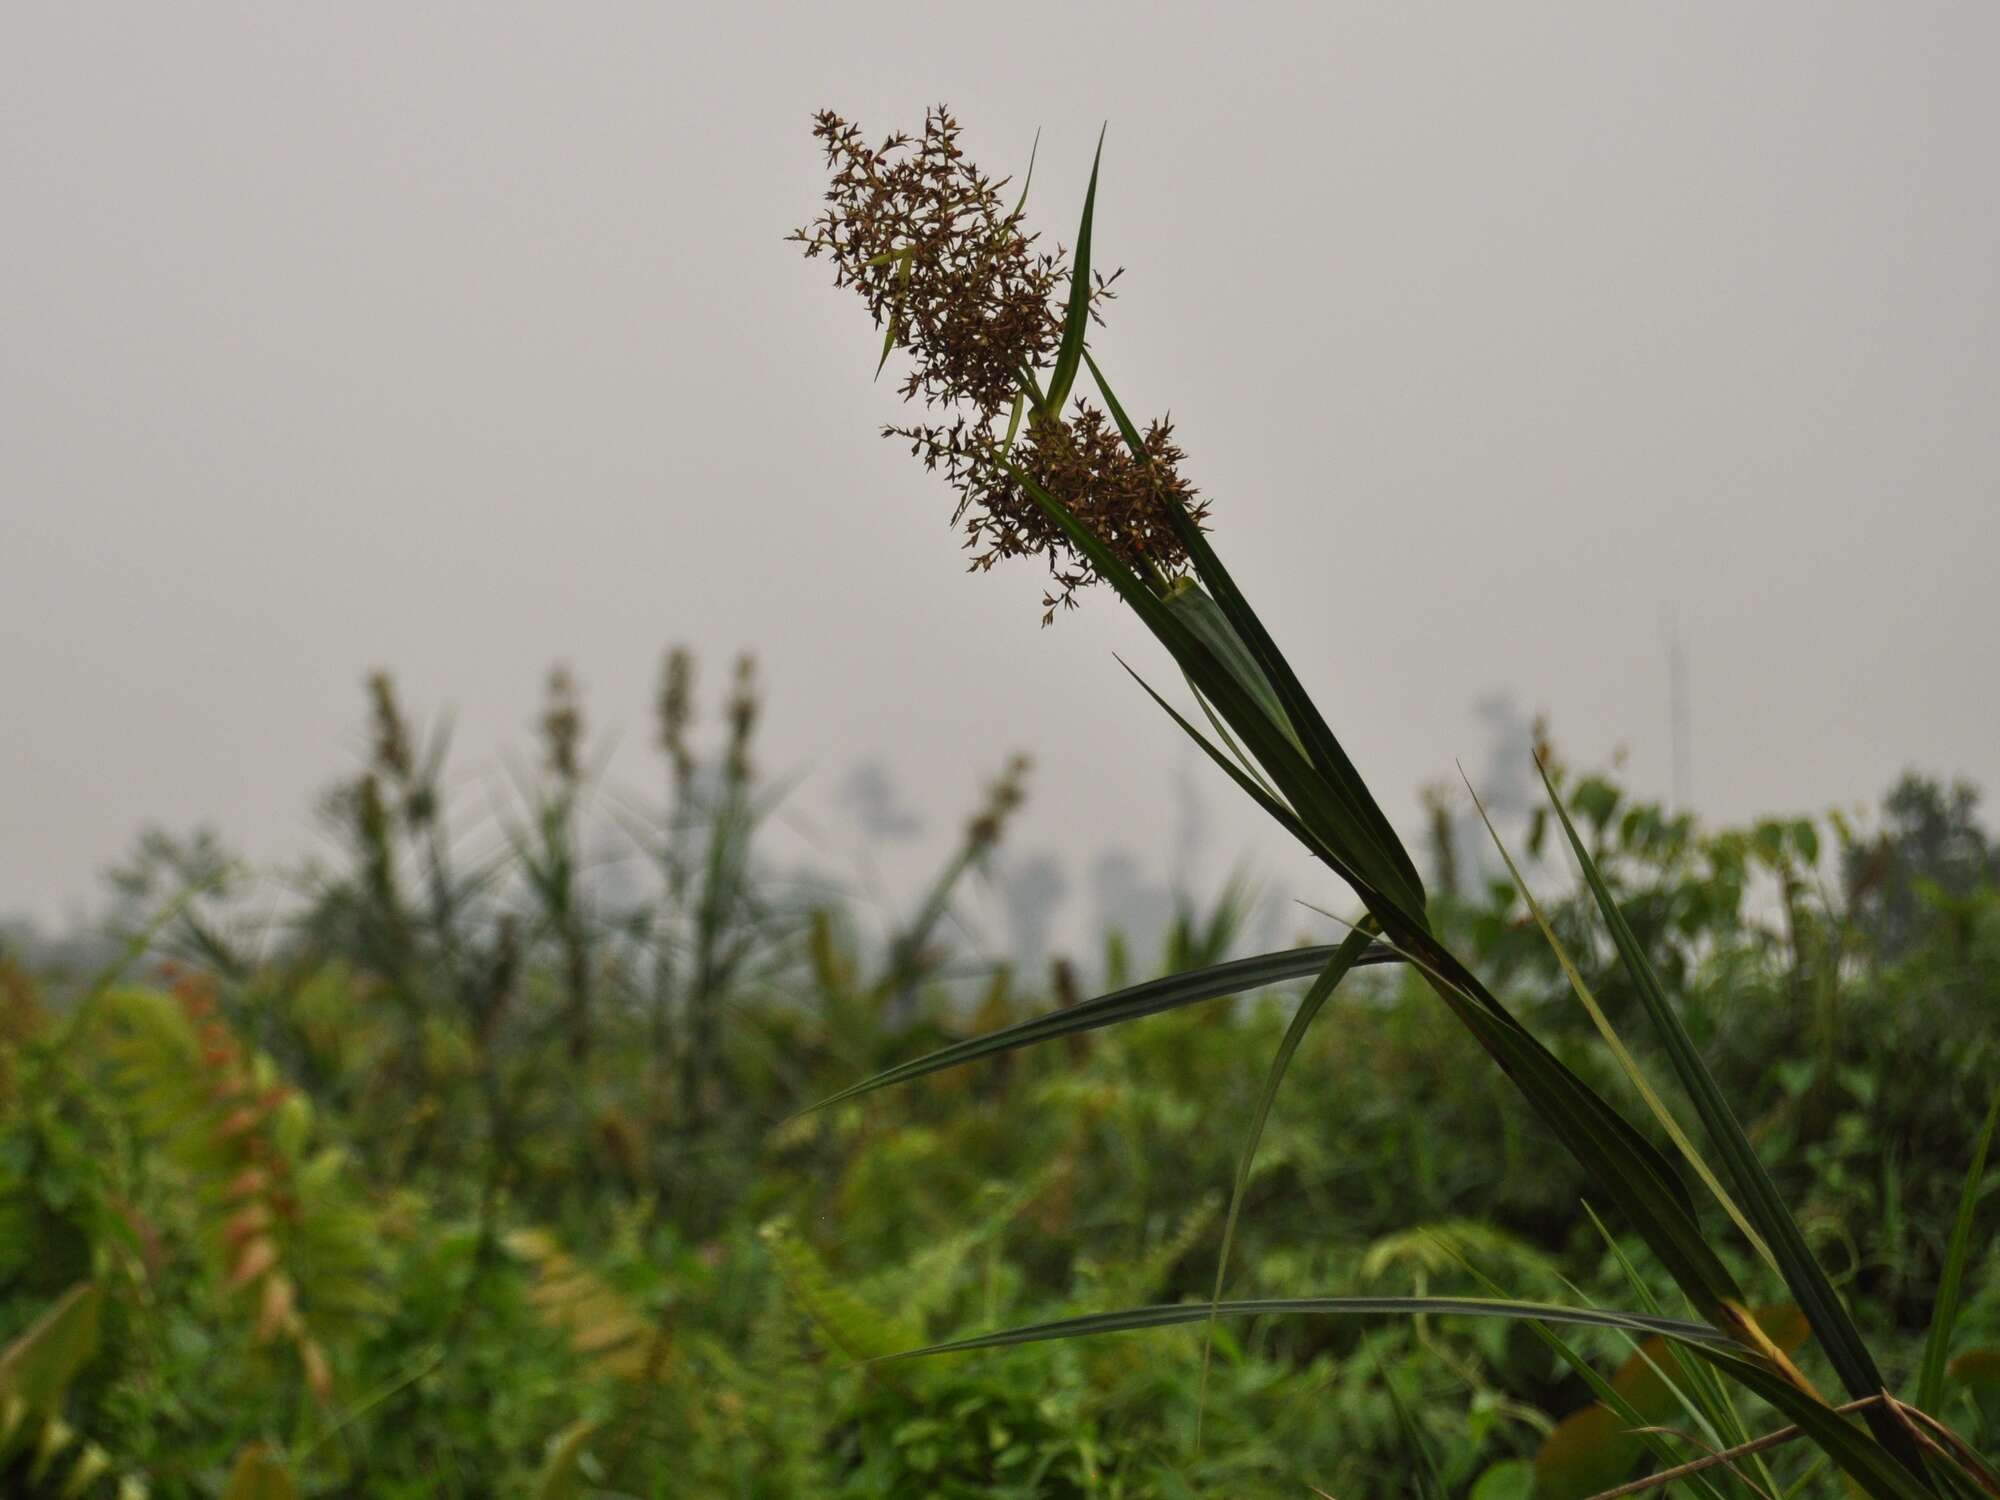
1538;763;1920;1474
809;942;1401;1110
1040;127;1104;419
1917;1083;2000;1411
880;1295;1732;1362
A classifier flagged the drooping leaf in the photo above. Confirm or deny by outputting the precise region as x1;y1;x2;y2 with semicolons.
1009;420;1742;1325
811;941;1400;1109
881;1296;1732;1362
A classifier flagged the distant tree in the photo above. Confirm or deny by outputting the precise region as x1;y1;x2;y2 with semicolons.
1845;771;2000;958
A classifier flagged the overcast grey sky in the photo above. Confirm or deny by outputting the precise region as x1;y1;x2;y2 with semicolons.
4;3;1996;930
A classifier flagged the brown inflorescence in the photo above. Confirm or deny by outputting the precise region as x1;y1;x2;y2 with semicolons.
895;402;1208;624
541;666;584;784
794;106;1211;622
966;753;1031;852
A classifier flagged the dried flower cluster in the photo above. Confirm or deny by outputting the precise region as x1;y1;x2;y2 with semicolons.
966;752;1031;852
366;670;435;827
541;666;583;784
794;107;1211;621
656;646;694;797
902;403;1207;622
793;107;1069;420
725;653;759;785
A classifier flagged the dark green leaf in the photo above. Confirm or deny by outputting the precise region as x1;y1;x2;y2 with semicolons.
881;1296;1732;1362
1040;127;1104;419
1688;1347;1937;1500
1917;1083;2000;1410
1085;351;1429;923
1539;763;1914;1471
810;942;1400;1110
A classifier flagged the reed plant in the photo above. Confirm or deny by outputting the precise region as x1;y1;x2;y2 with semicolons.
797;106;1998;1498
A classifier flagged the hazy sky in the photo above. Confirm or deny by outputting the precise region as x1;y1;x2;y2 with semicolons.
5;4;1997;932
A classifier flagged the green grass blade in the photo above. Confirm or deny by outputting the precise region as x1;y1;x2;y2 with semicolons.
1117;658;1317;856
1688;1346;1937;1500
1359;927;1744;1314
1161;579;1300;753
1916;1082;2000;1411
873;250;911;378
1581;1202;1783;1496
998;390;1025;461
1009;128;1040;218
1195;924;1379;1444
1163;511;1429;922
1465;772;1779;1276
1002;453;1744;1327
1180;670;1282;801
1380;1352;1448;1500
808;943;1401;1110
1000;457;1417;929
880;1296;1734;1361
1085;350;1429;921
1538;764;1912;1467
1446;1250;1734;1500
1040;126;1104;418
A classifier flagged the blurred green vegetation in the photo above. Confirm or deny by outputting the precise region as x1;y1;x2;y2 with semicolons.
2;660;1996;1497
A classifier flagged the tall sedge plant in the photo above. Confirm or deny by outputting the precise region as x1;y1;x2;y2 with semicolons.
797;108;1992;1496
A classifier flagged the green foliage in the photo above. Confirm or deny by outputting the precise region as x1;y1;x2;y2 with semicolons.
1;435;1997;1497
3;712;1994;1494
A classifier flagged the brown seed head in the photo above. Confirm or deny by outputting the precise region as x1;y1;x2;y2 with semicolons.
793;106;1068;423
365;671;413;781
796;107;1209;621
541;666;583;784
657;647;695;793
725;654;759;785
967;753;1031;852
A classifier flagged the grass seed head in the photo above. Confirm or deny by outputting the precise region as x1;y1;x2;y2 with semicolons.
541;666;584;785
797;106;1210;621
658;646;695;793
726;654;759;785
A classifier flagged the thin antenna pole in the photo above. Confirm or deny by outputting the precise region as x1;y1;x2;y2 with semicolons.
1666;612;1691;813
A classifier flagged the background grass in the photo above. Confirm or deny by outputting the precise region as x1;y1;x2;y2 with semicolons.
1;659;1995;1497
